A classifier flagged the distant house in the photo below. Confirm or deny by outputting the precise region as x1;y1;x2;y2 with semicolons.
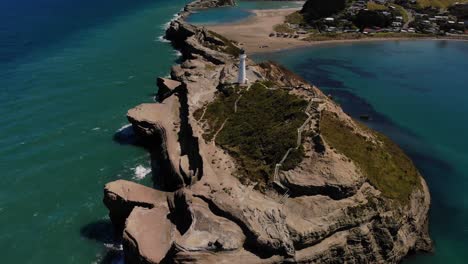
324;17;335;22
434;16;449;21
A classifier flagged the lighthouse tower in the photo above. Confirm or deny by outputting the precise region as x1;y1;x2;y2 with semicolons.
237;49;247;85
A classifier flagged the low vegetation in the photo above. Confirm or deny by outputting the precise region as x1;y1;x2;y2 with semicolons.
320;111;421;204
390;4;409;23
273;23;296;33
416;0;468;9
196;82;308;191
304;32;430;42
285;11;305;25
367;1;388;11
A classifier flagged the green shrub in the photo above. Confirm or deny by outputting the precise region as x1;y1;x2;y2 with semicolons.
286;11;305;25
273;23;296;33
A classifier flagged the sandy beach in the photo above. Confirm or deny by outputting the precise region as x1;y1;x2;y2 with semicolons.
206;8;309;53
205;8;468;54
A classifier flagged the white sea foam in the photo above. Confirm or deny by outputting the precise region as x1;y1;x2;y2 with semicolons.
116;124;132;132
133;165;151;180
94;243;124;264
174;50;183;57
161;12;182;30
104;243;123;251
157;35;170;43
162;21;171;30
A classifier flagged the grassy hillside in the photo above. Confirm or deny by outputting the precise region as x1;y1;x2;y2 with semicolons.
195;82;308;191
367;1;388;11
320;111;421;204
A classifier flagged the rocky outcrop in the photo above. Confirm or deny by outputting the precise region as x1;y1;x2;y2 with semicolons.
126;78;204;190
102;2;432;263
166;20;235;65
157;77;184;102
123;206;175;264
185;0;236;12
103;180;169;236
127;98;185;190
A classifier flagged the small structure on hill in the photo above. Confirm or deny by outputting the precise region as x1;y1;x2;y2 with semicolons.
237;49;248;85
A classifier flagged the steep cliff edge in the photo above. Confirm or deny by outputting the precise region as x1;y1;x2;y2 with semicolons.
103;2;432;263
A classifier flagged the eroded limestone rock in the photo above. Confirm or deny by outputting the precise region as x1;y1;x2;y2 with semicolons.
103;180;168;235
123;206;175;264
127;98;184;190
157;77;183;102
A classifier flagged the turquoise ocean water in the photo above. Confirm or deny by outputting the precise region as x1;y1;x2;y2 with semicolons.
2;0;467;263
254;40;468;263
0;0;189;263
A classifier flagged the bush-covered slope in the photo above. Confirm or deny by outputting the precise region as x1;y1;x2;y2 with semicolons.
300;0;346;21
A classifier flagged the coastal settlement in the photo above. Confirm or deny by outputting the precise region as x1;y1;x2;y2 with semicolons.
277;0;468;40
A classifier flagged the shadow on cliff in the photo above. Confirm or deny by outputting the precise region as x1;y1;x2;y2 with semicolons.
111;124;171;191
80;219;125;264
80;219;116;244
113;125;139;146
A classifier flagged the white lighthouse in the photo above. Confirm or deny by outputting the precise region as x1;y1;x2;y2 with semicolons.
237;49;247;85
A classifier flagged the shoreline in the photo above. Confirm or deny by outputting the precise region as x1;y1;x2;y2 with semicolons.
250;36;468;55
197;7;468;54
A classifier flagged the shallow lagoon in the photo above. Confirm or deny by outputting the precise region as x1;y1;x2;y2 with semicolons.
186;0;304;25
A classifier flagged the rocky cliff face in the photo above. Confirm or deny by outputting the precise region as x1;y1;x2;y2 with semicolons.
102;2;432;263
